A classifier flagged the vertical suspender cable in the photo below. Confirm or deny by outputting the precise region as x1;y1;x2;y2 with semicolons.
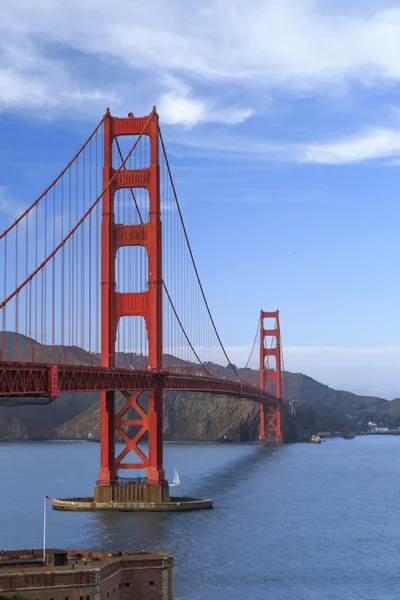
52;185;56;363
14;224;18;360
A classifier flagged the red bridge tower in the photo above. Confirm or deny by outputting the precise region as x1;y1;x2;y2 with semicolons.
95;107;168;504
259;310;283;442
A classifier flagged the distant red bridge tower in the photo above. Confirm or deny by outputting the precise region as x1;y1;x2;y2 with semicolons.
259;310;283;442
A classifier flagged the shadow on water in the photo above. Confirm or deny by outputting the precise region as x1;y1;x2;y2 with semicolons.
78;444;287;553
187;443;285;501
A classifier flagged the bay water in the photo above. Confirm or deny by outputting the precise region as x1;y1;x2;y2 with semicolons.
1;436;399;599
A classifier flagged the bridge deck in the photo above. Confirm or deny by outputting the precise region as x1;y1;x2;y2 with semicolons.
0;362;279;405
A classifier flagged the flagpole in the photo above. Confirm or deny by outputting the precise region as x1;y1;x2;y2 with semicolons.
43;494;46;566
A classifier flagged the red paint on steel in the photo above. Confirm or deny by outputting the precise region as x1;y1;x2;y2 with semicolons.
48;364;58;398
98;108;165;486
0;116;150;313
259;310;283;441
114;391;149;469
98;108;115;485
0;362;279;403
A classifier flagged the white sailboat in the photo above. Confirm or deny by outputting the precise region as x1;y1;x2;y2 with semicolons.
169;468;180;487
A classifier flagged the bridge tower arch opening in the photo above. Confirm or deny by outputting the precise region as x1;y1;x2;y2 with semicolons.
259;310;283;443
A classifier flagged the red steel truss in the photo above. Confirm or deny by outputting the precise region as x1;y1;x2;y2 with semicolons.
0;362;279;404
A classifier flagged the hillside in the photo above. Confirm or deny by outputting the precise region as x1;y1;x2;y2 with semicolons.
54;375;386;444
0;332;398;442
0;392;99;440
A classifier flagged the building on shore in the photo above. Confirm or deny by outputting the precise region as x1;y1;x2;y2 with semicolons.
0;548;173;600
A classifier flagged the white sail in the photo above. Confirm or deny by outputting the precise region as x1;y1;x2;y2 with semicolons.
169;468;180;487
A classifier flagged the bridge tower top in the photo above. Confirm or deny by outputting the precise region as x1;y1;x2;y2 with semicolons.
259;309;281;398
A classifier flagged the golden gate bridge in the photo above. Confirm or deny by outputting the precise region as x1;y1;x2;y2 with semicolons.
0;107;283;507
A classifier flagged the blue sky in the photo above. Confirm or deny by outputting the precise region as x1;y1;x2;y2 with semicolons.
1;0;400;398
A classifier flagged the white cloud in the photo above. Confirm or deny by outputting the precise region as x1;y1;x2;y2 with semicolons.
167;131;303;161
158;92;206;128
158;89;253;128
0;35;118;114
20;1;400;85
2;2;400;164
1;1;400;117
168;123;400;165
305;127;400;164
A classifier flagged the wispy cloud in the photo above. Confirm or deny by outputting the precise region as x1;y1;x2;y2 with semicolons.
158;89;253;128
168;123;400;165
195;187;328;205
0;38;118;115
305;127;400;164
167;132;303;162
2;1;400;120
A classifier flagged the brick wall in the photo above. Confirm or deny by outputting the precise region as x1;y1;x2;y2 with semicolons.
0;554;173;600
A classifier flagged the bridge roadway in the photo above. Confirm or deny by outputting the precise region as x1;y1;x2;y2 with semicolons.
0;362;279;405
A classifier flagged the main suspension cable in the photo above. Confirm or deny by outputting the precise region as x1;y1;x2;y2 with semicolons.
0;116;106;240
280;328;287;402
158;127;243;381
0;114;153;309
114;134;210;374
244;318;260;370
162;282;212;376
